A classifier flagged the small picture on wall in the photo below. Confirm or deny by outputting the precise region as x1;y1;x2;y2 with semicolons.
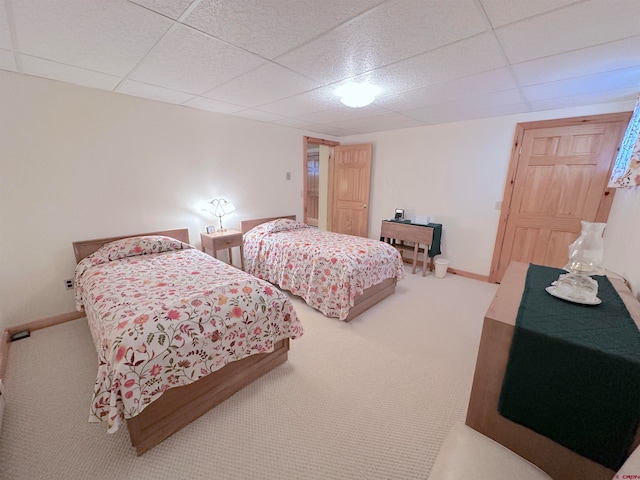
206;226;216;234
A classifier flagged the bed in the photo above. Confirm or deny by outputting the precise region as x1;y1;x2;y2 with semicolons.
241;216;406;321
72;228;303;455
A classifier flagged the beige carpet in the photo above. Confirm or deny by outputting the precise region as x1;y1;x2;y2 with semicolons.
0;268;497;480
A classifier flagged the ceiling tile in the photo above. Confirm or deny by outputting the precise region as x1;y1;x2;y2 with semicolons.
12;0;173;76
495;0;640;63
294;104;391;125
376;67;517;111
276;0;487;84
402;89;529;124
116;79;194;104
258;87;344;117
130;24;266;94
0;2;12;49
185;0;384;59
19;55;121;90
326;112;425;133
232;109;287;122
182;96;245;114
272;117;317;128
528;87;639;111
203;62;320;107
0;48;17;72
130;0;194;20
512;36;640;86
522;66;640;102
349;33;508;97
302;124;362;136
480;0;581;28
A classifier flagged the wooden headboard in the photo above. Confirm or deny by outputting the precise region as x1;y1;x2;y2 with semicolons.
240;215;296;234
72;228;190;263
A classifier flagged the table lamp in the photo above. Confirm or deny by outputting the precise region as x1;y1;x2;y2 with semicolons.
548;221;606;304
206;198;236;232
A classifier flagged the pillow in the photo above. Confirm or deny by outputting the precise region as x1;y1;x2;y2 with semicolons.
87;235;192;264
259;218;312;235
74;235;194;311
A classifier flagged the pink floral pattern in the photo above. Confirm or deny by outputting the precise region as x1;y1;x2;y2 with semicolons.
243;220;405;320
74;236;303;433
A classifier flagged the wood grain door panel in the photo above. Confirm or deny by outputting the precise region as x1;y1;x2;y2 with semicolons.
330;143;372;237
490;113;631;283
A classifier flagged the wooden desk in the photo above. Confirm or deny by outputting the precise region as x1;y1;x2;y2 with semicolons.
466;262;640;480
380;220;434;276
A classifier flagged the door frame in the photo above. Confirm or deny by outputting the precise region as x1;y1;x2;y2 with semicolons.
488;112;631;284
303;136;340;226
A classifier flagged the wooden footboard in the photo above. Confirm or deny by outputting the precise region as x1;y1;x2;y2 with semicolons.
241;216;399;321
127;338;290;455
345;277;397;322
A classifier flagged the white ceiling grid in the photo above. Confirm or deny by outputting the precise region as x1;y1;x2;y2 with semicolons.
1;0;638;136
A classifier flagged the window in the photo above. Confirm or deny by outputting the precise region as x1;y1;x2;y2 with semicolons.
609;95;640;188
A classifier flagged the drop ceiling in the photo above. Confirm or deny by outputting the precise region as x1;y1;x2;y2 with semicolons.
1;0;639;137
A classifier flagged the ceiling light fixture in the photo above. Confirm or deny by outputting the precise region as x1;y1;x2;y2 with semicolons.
335;83;381;108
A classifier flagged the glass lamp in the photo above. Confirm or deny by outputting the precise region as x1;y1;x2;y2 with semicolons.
549;221;606;303
206;198;236;232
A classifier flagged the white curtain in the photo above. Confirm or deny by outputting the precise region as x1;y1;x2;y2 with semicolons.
609;94;640;188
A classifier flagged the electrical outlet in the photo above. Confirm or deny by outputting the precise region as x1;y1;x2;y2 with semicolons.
64;278;74;290
286;172;291;180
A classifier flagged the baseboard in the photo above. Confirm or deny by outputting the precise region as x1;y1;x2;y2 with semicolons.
448;268;490;283
401;257;490;283
0;310;85;379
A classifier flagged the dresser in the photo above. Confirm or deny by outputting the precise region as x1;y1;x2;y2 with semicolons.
466;261;640;480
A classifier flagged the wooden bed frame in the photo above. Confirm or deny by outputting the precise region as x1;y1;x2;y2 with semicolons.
241;216;398;322
72;228;290;455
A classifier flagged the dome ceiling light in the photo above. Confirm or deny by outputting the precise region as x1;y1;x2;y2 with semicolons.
334;83;382;108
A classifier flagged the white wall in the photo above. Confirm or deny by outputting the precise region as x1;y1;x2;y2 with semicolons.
345;101;639;293
0;71;319;329
2;70;638;330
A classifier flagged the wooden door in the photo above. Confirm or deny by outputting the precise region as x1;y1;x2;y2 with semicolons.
303;136;339;226
328;143;372;237
305;148;320;227
490;113;630;283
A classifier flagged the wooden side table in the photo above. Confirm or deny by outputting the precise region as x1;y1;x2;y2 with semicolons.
200;230;244;270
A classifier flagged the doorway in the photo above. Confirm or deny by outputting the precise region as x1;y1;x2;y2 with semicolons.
489;112;631;283
303;136;339;228
303;137;373;237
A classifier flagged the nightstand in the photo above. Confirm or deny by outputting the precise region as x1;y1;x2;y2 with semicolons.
200;229;244;270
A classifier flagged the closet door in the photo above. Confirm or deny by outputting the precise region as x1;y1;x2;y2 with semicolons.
490;113;630;283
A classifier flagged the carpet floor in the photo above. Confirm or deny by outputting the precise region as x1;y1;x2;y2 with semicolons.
0;268;497;479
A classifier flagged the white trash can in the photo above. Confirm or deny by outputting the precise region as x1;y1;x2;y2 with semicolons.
434;258;450;278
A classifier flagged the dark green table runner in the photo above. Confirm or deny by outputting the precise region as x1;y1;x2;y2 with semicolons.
498;264;640;470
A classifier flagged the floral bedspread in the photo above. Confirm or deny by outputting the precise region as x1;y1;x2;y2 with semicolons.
243;219;405;320
74;235;303;433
